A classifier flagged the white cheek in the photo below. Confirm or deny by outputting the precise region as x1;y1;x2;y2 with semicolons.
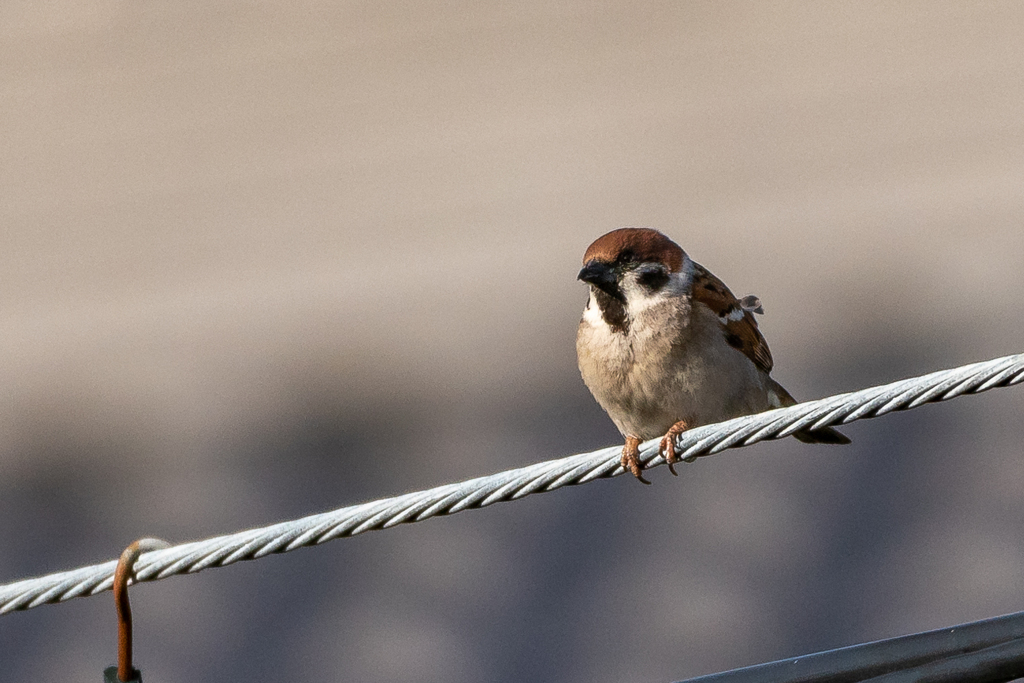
582;293;605;325
623;270;690;317
625;287;669;316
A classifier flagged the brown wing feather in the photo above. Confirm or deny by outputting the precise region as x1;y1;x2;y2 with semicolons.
690;262;774;373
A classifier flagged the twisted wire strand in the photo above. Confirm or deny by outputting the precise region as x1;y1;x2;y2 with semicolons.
2;353;1021;615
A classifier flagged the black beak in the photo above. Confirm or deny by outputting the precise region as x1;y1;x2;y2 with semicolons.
577;260;618;294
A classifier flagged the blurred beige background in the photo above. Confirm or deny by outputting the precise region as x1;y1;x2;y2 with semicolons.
2;2;1024;681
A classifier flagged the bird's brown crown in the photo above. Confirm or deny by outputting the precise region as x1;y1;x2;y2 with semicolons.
581;228;685;272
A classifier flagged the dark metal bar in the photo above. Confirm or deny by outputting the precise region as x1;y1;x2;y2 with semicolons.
677;610;1024;683
861;636;1024;683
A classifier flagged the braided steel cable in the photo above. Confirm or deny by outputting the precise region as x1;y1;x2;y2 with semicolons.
1;353;1021;615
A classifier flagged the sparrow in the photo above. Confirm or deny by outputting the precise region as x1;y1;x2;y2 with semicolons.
576;227;849;484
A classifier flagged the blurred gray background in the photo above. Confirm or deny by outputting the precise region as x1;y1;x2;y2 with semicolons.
2;2;1024;681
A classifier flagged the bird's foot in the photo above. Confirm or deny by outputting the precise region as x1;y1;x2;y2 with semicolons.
621;435;650;485
659;420;689;475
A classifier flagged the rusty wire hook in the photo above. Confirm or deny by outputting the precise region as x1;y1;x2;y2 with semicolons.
108;538;170;683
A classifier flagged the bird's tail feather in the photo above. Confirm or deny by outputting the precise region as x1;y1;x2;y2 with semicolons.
768;379;852;445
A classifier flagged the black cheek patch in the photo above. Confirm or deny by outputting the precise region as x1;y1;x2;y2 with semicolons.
637;270;669;290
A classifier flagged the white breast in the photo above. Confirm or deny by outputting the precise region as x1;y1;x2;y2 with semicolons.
577;294;771;440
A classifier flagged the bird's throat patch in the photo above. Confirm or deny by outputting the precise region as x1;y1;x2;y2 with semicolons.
594;289;629;334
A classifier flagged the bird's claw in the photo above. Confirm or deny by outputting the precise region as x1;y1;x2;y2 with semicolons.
622;436;651;485
659;420;689;476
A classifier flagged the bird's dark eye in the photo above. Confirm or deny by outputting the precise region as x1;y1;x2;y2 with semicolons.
636;264;669;290
617;249;638;264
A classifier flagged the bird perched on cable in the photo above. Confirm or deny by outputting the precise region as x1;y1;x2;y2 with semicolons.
576;227;849;484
